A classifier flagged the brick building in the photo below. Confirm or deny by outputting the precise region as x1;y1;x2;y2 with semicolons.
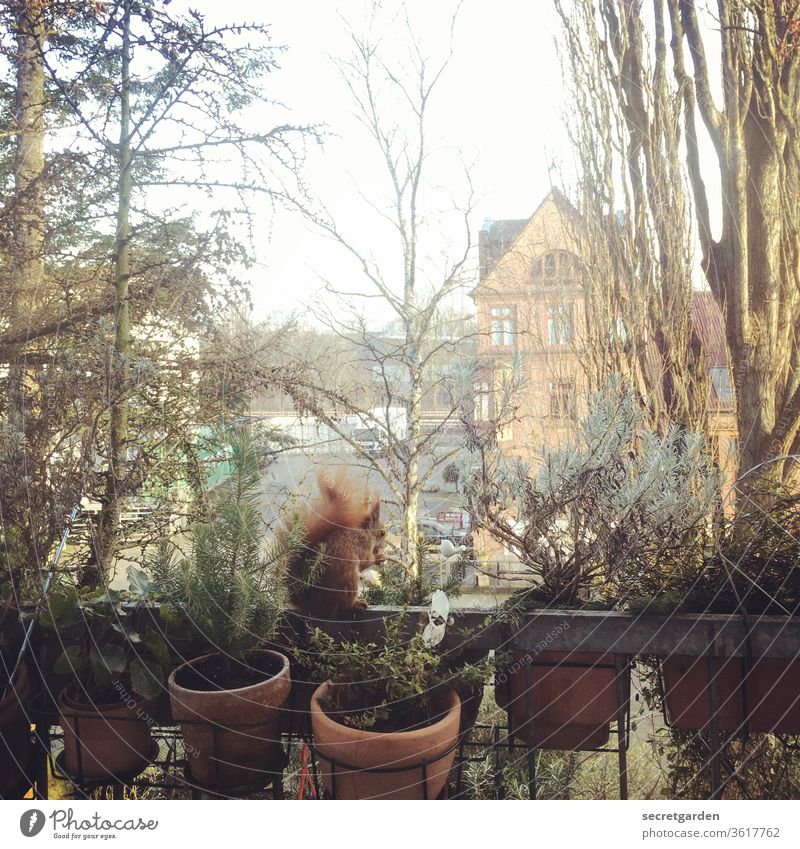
469;190;737;575
472;190;737;478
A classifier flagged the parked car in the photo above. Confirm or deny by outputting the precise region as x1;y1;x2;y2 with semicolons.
384;516;472;556
351;428;382;457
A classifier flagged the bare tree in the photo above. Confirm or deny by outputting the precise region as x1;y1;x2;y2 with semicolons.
556;0;800;483
554;2;710;433
283;3;475;577
0;2;93;587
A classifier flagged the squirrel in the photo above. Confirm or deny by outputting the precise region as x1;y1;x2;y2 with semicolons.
284;468;385;619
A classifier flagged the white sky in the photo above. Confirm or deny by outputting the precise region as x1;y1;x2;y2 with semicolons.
204;1;569;326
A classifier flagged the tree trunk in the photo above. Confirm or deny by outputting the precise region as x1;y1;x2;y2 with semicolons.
85;0;133;585
9;1;45;430
736;97;791;484
402;358;423;577
676;2;800;487
561;0;800;490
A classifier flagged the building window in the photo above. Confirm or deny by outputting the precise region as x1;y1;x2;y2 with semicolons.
611;316;627;345
476;381;491;421
491;307;516;346
710;367;733;401
532;251;577;282
547;305;573;345
550;381;576;419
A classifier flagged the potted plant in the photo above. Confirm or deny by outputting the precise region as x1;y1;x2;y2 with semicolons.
153;430;298;790
463;380;722;750
631;480;800;734
283;535;479;739
41;574;171;782
362;539;486;737
301;600;490;799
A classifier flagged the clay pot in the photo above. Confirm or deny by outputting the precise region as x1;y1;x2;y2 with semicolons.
58;685;153;781
310;682;461;799
0;661;32;798
496;651;619;750
169;649;291;790
662;655;800;732
456;683;483;738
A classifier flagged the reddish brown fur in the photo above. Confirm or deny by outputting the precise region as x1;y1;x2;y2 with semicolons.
285;468;385;619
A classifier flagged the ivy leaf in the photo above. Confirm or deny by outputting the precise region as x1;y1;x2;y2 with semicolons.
90;655;112;689
127;566;154;598
41;586;82;629
144;629;170;670
110;618;142;642
54;645;84;675
85;588;122;606
130;657;164;700
91;643;128;674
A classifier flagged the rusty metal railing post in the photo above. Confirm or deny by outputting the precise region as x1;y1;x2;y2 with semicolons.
615;655;629;800
707;652;723;798
524;656;537;799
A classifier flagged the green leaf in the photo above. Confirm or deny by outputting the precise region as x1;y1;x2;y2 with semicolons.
143;630;170;670
41;586;82;629
110;618;142;642
89;655;112;689
158;603;184;629
54;645;84;675
91;643;128;674
130;657;164;700
127;566;153;598
85;588;122;606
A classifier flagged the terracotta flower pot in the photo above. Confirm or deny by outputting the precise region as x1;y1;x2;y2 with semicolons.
0;661;32;798
169;649;291;790
58;685;154;781
496;651;619;750
662;655;800;732
310;682;461;800
456;683;483;738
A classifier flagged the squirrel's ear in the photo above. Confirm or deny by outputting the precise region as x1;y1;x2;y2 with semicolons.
361;495;380;527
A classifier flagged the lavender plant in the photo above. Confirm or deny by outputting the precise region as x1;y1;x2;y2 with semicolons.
462;378;723;610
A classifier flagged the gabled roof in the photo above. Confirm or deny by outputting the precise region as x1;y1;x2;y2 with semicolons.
478;218;528;280
691;290;734;412
474;189;580;297
691;290;728;368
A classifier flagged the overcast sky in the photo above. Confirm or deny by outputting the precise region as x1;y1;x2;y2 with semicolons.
204;1;570;326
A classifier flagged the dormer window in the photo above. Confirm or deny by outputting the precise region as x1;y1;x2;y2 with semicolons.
710;367;733;401
532;251;577;282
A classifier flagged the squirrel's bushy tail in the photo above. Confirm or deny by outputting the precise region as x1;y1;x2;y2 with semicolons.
283;467;376;607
